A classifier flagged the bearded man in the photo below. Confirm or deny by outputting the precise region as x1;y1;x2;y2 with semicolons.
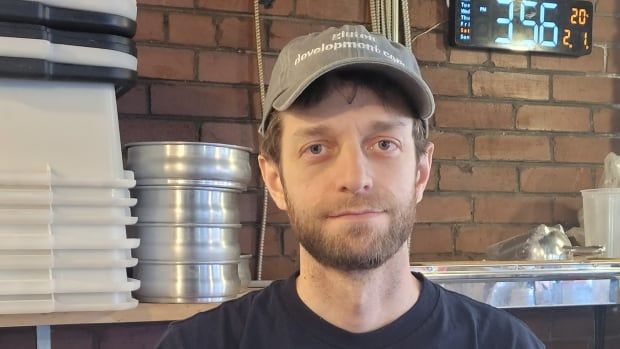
156;24;545;349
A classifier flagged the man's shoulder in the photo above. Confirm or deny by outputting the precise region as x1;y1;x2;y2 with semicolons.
156;280;286;349
434;284;545;348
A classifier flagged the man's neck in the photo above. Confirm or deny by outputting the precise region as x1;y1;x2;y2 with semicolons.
295;245;421;333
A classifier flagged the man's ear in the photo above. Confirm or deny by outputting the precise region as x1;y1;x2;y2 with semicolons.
414;142;434;204
258;154;288;211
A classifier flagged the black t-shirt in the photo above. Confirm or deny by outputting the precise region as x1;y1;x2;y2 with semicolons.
156;272;545;348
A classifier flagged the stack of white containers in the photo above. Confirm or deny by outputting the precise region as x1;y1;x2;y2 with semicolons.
125;142;252;303
0;0;140;314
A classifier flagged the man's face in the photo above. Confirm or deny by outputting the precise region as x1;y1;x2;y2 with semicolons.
259;85;433;271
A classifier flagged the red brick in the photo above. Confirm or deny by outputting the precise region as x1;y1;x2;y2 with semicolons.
196;0;247;11
426;163;439;191
409;0;449;29
475;135;551;161
0;327;36;349
240;225;257;255
413;32;447;62
472;71;549;100
137;0;193;7
474;196;554;223
168;13;216;46
456;225;532;253
198;51;275;84
296;0;366;23
269;20;328;51
239;192;258;223
200;122;260;152
607;48;620;73
117;84;148;115
261;225;282;256
151;84;249;117
434;100;513;129
450;49;488;65
248;154;261;188
531;47;605;72
554;136;619;163
593;108;620;133
218;17;254;49
119;118;198;145
490;52;528;69
416;195;472;223
593;16;620;43
410;224;453;254
283;226;299;257
597;0;620;13
251;89;264;120
259;0;295;16
516;105;591;132
261;255;297;280
429;131;471;160
520;167;593;193
135;10;164;41
440;165;517;192
137;46;194;80
255;192;290;224
197;0;294;15
553;196;582;226
595;167;605;187
554;75;620;104
421;67;469;96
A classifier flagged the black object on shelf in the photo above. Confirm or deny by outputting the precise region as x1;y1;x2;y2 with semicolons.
0;56;137;96
0;0;136;38
0;22;136;57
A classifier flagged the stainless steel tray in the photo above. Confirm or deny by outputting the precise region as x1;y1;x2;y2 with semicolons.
411;260;620;308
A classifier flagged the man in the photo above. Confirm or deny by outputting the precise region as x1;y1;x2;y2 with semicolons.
156;24;545;349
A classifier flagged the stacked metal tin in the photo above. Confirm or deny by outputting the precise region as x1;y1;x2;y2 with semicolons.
125;142;252;302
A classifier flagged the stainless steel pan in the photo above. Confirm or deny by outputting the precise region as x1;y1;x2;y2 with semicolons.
131;186;240;224
133;261;240;303
125;142;252;189
127;223;241;262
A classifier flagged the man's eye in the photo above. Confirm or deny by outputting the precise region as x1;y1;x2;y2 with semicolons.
308;144;324;154
375;139;396;151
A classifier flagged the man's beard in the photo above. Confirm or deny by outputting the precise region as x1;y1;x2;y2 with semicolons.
284;186;416;272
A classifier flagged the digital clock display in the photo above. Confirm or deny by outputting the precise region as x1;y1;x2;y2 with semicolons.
449;0;593;56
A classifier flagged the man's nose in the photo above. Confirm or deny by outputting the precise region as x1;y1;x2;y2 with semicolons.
336;144;373;194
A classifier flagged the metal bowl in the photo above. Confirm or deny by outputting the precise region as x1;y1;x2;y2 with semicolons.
131;186;240;224
127;223;241;262
238;254;252;291
133;261;241;303
125;142;252;188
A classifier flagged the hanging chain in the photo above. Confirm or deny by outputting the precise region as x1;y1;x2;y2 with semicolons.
253;0;269;281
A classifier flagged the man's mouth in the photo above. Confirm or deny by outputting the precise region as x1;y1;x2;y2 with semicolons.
327;208;386;219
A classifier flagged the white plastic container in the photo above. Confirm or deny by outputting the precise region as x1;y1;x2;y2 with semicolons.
582;188;620;258
0;278;139;296
0;79;126;181
0;292;138;314
0;224;135;242
23;0;137;20
0;37;137;71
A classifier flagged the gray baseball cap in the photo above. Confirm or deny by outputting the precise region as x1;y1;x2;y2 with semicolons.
258;24;435;137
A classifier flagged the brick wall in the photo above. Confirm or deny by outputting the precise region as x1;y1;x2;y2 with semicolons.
118;0;620;277
1;2;618;348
